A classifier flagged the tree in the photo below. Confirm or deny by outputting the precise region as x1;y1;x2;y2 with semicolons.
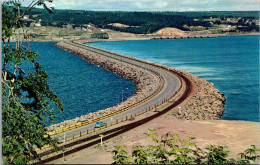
2;1;63;164
112;130;260;164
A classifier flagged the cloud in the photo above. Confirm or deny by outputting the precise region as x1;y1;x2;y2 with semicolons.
21;0;259;11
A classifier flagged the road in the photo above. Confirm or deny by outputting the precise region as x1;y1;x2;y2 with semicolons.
54;41;182;141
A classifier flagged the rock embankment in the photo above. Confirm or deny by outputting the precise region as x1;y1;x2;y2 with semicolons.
50;41;161;130
171;69;226;120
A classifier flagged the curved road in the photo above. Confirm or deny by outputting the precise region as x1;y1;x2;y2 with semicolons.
54;41;182;141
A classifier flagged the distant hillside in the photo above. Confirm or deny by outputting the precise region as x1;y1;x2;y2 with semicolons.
157;11;259;19
25;8;259;34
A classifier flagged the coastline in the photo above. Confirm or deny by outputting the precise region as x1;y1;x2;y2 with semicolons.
10;31;260;43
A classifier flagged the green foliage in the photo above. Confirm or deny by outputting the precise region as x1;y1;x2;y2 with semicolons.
132;146;151;164
112;146;130;164
2;3;15;40
24;8;259;34
161;11;259;19
2;1;63;164
145;129;159;144
237;145;260;164
204;145;231;164
112;130;260;164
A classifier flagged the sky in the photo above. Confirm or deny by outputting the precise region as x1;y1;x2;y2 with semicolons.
21;0;259;11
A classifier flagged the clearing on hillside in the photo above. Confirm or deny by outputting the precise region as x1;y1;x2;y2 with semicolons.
150;27;186;37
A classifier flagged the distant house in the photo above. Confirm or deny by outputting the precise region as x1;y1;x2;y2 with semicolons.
92;27;98;32
62;25;67;28
35;21;41;27
75;27;82;30
29;19;41;27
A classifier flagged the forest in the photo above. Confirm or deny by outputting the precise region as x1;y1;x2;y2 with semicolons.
26;8;259;34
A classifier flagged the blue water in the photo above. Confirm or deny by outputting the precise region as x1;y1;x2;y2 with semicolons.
87;35;259;122
28;42;136;124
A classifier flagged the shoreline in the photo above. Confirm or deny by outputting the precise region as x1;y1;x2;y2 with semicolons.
10;31;259;43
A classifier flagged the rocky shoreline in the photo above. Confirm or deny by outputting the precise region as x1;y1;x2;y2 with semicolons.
171;69;226;120
49;40;226;130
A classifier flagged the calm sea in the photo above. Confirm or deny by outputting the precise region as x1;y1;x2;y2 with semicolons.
28;42;136;125
87;35;259;122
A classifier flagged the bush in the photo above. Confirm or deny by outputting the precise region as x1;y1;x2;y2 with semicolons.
112;129;260;164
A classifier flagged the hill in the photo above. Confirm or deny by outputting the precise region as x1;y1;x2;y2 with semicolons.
21;8;259;34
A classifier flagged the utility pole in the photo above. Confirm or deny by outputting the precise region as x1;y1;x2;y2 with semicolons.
99;134;104;146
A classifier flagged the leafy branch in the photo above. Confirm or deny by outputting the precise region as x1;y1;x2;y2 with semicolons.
2;1;63;164
112;130;260;164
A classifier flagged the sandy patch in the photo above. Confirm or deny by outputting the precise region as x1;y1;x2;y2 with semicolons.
149;27;186;37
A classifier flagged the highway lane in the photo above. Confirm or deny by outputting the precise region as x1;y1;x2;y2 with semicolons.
53;41;181;141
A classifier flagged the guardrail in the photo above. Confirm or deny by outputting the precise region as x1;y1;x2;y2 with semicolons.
47;42;166;136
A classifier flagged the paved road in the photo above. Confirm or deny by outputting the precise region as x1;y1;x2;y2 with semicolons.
54;41;181;141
